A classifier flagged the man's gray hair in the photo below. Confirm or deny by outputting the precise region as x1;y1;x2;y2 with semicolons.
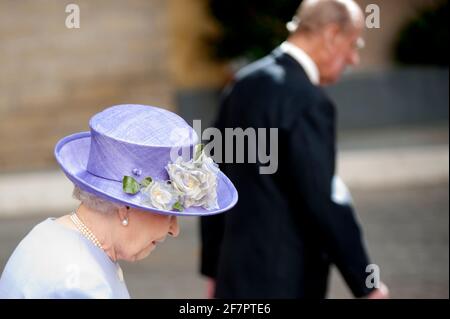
73;186;120;214
287;0;363;34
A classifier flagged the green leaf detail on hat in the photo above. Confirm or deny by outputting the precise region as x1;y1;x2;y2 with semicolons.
194;143;205;161
123;176;154;195
123;176;141;194
140;177;153;188
172;201;184;212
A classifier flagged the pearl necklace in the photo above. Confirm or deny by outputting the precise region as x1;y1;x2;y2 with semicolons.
69;212;125;282
70;213;103;249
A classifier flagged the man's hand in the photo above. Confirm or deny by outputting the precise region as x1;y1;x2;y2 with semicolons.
206;278;216;299
366;282;390;299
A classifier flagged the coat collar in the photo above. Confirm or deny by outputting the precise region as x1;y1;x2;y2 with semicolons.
279;41;320;85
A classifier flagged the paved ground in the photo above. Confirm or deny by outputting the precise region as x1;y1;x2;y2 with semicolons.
0;125;448;298
0;182;448;299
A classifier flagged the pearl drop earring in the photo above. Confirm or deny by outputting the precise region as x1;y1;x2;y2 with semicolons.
122;217;129;226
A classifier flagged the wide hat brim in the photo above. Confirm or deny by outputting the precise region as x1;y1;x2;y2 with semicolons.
55;132;238;216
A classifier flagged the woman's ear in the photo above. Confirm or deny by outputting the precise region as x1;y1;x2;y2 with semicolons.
117;206;130;222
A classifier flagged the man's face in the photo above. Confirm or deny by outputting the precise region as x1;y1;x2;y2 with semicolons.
319;26;363;85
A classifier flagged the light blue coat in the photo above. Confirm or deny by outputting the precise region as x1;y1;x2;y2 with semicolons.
0;218;130;298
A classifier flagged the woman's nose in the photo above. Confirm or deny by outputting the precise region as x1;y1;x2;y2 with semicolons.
168;216;180;237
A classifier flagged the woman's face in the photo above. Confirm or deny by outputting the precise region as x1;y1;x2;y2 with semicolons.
116;207;179;262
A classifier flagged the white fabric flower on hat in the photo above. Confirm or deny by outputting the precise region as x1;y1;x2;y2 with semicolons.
142;180;179;211
126;144;220;212
166;149;219;210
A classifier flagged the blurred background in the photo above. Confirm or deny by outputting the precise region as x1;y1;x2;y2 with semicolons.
0;0;448;298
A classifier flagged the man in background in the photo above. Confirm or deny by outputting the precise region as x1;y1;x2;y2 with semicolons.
200;0;389;298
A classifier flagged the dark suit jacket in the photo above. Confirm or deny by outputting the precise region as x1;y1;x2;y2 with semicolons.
200;48;374;298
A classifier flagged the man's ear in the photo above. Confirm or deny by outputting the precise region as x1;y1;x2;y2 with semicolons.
117;206;129;222
323;23;341;48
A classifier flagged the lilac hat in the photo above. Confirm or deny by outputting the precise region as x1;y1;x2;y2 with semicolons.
54;104;238;216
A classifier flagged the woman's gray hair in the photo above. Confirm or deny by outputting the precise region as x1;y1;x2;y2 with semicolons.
72;186;121;214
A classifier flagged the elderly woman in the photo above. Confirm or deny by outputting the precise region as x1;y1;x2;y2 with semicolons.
0;104;238;298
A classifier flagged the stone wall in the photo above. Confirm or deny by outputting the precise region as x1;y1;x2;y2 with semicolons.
0;0;173;172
